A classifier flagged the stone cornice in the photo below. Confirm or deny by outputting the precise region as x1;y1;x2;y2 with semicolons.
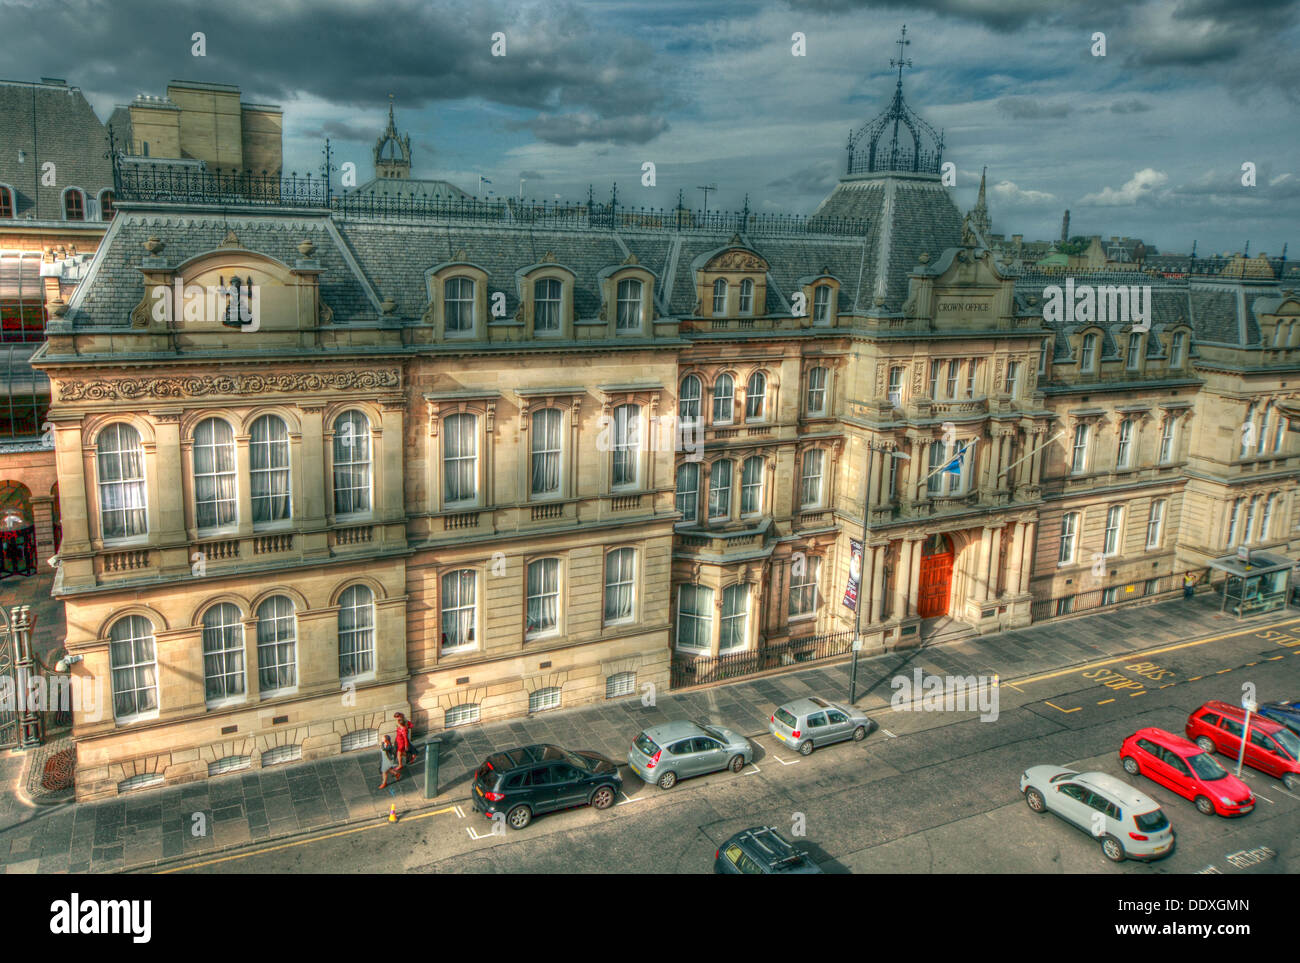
54;368;401;402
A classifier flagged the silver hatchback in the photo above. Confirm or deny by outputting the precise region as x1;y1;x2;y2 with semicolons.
769;697;872;756
627;720;753;789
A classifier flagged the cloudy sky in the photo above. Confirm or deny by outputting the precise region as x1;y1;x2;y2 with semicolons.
3;0;1298;254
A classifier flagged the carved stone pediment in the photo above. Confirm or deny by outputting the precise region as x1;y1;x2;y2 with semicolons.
706;249;768;273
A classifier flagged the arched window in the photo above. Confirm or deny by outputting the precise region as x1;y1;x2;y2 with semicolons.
0;186;13;219
745;371;766;421
97;423;147;539
443;413;479;504
676;462;700;523
720;584;749;652
676;584;713;652
708;459;733;519
109;615;158;721
526;558;560;637
712;278;728;315
741;456;764;515
441;569;477;651
617;278;643;330
256;595;297;693
193;418;238;530
202;602;246;704
533;277;562;333
813;285;832;325
99;189;115;221
610;404;640;488
738;278;754;315
332;411;371;515
1225;497;1244;548
679;375;702;423
250;414;291;523
530;408;562;497
712;374;734;423
338;584;375;677
444;276;475;333
603;548;636;623
63;188;85;221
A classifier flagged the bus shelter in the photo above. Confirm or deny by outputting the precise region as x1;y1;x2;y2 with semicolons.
1208;552;1292;617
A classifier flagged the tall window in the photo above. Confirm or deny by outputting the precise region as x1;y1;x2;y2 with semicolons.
1244;496;1258;543
332;411;371;515
604;548;635;623
928;440;968;496
712;374;734;423
109;615;158;721
679;375;702;423
99;189;115;221
1004;360;1020;397
1080;333;1097;371
789;555;820;617
440;570;476;651
738;278;754;315
1274;415;1287;454
1257;402;1272;455
202;603;245;704
813;284;831;325
1103;505;1123;556
97;423;147;539
676;463;700;523
256;595;297;692
611;403;640;488
800;449;824;508
617;278;642;330
0;186;12;218
745;371;766;421
720;584;749;652
526;558;560;637
63;188;85;221
533;278;562;333
443;413;478;503
712;278;728;314
1059;512;1079;564
708;459;733;519
1170;331;1187;368
1260;493;1277;540
1145;500;1166;549
964;360;976;398
444;276;474;333
1226;498;1244;548
250;415;291;523
1241;403;1257;458
1039;337;1051;374
887;366;902;407
529;408;562;497
1126;334;1142;369
1071;423;1090;474
807;366;829;415
741;456;764;515
676;584;713;651
1116;419;1133;469
929;360;941;398
339;584;375;676
193;419;239;531
946;360;960;398
1158;418;1176;464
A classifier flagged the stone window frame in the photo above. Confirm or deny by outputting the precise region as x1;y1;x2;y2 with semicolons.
523;554;566;642
599;264;657;337
602;544;640;628
424;261;490;342
514;388;582;504
62;186;86;221
516;261;577;340
184;412;242;538
324;403;382;524
85;414;157;549
438;565;483;656
197;597;251;711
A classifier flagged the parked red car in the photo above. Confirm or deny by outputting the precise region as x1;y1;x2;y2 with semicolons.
1186;701;1300;792
1120;727;1254;816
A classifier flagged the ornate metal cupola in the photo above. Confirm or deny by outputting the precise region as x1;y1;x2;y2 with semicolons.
846;25;945;175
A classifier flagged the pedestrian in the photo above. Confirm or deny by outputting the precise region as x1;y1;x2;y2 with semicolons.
1183;570;1198;600
378;734;401;790
395;711;417;765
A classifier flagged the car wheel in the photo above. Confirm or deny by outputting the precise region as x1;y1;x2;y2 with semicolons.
1284;773;1300;792
799;740;814;756
1101;834;1126;863
657;771;677;790
1195;736;1216;753
853;726;867;742
1025;788;1046;813
728;754;746;773
1122;756;1140;775
507;805;532;830
590;785;616;810
1195;795;1215;815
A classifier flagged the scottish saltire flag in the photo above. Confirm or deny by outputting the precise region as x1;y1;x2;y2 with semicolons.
944;440;974;475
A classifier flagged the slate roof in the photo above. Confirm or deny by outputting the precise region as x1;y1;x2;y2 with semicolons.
347;177;470;202
0;79;114;221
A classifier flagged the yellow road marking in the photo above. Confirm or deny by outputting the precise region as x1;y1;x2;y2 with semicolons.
157;804;458;874
1216;668;1232;674
1098;698;1115;705
1188;676;1203;682
1044;701;1081;714
1130;691;1146;697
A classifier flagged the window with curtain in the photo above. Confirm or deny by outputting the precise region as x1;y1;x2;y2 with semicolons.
604;548;635;623
1159;418;1176;463
789;555;821;617
611;404;639;488
1103;505;1123;556
530;408;561;496
676;584;713;651
808;366;828;414
738;278;754;315
194;418;238;529
929;360;941;398
338;584;375;677
800;449;824;507
712;374;734;423
617;278;643;330
1225;498;1243;547
720;584;749;652
332;411;371;515
256;595;297;692
1059;512;1078;563
202;602;246;704
97;423;148;539
679;375;702;423
813;284;831;325
1080;333;1097;371
250;414;291;523
676;462;700;523
708;459;733;519
1244;496;1258;543
441;570;476;650
443;413;478;503
712;278;728;314
964;360;976;398
1071;424;1090;474
1145;500;1166;549
1261;493;1277;540
1039;337;1051;374
1005;361;1020;396
444;276;474;333
1117;419;1133;469
887;366;902;407
1257;402;1272;455
526;558;560;637
533;277;562;333
741;456;764;515
109;615;158;720
745;371;766;420
946;360;960;398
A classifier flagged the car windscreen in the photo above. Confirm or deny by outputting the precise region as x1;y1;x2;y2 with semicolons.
775;708;797;728
1272;727;1300;759
1134;809;1168;832
564;750;592;771
633;733;659;757
1188;752;1228;781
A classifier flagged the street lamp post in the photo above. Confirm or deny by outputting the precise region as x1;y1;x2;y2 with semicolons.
849;441;908;704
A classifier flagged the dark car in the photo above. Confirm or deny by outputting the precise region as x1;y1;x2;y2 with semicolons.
1257;701;1300;738
471;744;622;830
714;826;824;874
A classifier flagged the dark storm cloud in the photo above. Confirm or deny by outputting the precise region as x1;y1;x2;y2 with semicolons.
996;97;1072;121
519;170;545;180
766;160;838;196
299;119;378;142
510;112;670;147
0;0;673;139
782;0;1130;31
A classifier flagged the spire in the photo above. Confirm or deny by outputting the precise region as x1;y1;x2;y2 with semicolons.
373;94;412;180
968;166;990;238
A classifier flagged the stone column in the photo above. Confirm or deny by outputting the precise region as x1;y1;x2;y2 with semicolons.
380;403;405;524
891;540;909;618
908;536;922;615
974;526;992;602
235;432;253;537
1006;520;1025;596
152;415;184;540
868;445;885;509
988;525;1003;599
1018;520;1038;594
870;544;887;624
299;406;329;557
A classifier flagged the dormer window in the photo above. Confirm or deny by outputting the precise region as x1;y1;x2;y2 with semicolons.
1126;333;1142;370
712;279;728;315
1170;331;1188;368
738;278;754;315
99;189;116;221
1080;333;1098;372
0;186;14;219
63;188;85;221
617;278;643;331
534;278;562;334
444;277;475;334
813;285;831;325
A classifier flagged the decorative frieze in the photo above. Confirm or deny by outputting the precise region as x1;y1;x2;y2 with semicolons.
56;369;401;402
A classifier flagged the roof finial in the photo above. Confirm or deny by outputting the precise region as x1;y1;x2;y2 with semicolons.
891;24;912;89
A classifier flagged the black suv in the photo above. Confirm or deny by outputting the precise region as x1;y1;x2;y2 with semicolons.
471;744;622;830
714;826;824;874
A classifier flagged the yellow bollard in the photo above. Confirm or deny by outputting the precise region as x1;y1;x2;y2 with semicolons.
388;802;397;823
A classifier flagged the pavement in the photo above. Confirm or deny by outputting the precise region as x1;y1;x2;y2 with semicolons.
0;586;1295;874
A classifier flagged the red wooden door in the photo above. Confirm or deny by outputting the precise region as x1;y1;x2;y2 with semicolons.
917;534;953;618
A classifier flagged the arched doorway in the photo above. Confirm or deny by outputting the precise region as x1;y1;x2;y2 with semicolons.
0;480;36;578
917;533;953;618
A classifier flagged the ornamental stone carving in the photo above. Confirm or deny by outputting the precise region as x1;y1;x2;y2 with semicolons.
707;250;768;273
56;369;401;402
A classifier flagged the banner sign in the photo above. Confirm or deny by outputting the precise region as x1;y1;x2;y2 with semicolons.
842;538;864;611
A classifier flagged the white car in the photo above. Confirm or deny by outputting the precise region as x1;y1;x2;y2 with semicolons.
1019;766;1175;862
